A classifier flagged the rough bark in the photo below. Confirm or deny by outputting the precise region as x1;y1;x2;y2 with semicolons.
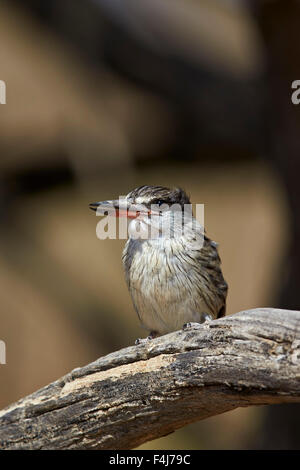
0;308;299;450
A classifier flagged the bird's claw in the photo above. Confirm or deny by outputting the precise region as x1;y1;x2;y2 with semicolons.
135;335;153;345
182;322;202;330
135;331;158;345
183;314;213;331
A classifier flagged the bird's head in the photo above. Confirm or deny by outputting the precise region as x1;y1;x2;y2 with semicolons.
126;185;190;211
89;185;192;239
89;185;190;217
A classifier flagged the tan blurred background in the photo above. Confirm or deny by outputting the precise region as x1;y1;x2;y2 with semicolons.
0;0;299;449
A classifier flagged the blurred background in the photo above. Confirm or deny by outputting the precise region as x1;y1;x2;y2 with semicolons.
0;0;299;449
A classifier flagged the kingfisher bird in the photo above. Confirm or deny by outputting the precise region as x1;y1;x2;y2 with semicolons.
90;185;228;341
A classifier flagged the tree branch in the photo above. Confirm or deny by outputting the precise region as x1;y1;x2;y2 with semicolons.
0;308;300;449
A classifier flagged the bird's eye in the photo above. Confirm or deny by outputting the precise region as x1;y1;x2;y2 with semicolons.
156;200;165;207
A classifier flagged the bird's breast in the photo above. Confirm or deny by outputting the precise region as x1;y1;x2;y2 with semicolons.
122;236;224;334
123;237;202;307
124;238;184;288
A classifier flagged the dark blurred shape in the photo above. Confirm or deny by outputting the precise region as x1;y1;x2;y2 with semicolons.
7;164;74;195
11;0;266;165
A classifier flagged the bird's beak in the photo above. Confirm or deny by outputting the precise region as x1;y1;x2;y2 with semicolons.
89;199;151;219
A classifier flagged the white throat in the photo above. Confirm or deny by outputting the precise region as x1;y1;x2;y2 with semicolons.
128;210;203;243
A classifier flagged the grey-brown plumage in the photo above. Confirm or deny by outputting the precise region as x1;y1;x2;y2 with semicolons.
121;185;228;337
90;185;227;338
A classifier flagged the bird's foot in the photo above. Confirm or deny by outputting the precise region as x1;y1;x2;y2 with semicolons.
203;313;213;323
182;322;202;331
135;330;158;345
182;315;213;331
135;337;150;345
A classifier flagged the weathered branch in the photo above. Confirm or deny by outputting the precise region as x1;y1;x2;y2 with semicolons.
0;308;300;449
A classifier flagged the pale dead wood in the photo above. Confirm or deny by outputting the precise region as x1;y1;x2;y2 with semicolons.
0;308;299;450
